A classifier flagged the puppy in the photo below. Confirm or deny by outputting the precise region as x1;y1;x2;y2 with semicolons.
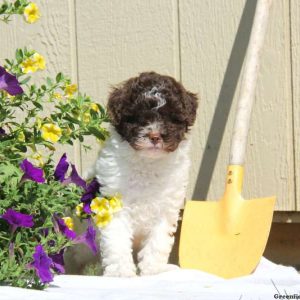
93;72;198;277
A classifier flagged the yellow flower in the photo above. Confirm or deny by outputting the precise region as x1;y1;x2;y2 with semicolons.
90;197;111;215
64;84;77;97
41;123;62;143
21;52;46;74
31;151;44;167
23;2;40;24
17;131;25;142
75;203;84;217
83;112;91;124
21;58;38;74
32;53;46;70
93;211;113;228
53;92;63;100
109;194;122;213
90;103;99;112
62;217;74;231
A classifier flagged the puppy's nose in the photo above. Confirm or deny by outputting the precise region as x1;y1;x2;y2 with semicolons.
149;132;162;145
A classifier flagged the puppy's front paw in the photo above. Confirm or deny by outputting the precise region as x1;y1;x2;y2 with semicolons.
139;263;179;276
103;263;137;277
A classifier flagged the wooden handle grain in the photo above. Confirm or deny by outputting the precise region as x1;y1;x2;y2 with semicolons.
229;0;272;165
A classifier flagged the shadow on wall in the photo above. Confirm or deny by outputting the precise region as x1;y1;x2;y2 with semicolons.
192;0;258;200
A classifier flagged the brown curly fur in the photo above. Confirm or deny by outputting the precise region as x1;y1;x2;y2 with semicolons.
107;72;198;152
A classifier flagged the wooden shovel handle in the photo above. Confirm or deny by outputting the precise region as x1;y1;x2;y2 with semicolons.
229;0;272;165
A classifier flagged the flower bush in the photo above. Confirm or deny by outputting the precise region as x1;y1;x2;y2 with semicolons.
0;1;122;289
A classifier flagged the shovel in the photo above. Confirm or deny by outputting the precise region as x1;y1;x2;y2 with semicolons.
179;0;275;279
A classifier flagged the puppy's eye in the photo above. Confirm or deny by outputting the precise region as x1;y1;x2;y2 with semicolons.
125;116;136;123
171;118;182;125
166;114;183;125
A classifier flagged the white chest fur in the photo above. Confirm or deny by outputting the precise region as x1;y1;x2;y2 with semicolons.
94;128;191;232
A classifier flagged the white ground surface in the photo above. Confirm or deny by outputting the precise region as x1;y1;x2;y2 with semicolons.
1;258;300;300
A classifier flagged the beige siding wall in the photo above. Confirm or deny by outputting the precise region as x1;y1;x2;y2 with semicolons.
1;0;298;211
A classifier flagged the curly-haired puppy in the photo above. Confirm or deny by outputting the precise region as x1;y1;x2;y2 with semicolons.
94;72;198;277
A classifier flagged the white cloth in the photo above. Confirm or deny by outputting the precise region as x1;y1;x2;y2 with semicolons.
1;258;300;300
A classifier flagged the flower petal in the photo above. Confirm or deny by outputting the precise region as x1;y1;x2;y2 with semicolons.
20;159;45;183
0;66;23;95
2;208;34;228
84;225;98;255
81;178;100;202
41;123;62;143
0;128;6;136
49;249;65;274
83;202;92;214
53;214;76;240
30;245;53;284
63;164;86;189
74;223;98;255
54;153;69;182
23;2;40;24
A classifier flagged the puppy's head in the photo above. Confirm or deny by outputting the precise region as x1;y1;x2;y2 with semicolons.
107;72;198;158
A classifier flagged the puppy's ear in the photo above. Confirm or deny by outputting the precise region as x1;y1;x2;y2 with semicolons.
182;91;198;128
107;87;124;126
107;78;136;126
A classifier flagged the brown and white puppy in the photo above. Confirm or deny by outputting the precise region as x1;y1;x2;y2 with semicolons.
85;72;198;276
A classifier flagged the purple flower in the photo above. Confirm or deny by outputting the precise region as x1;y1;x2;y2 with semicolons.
40;228;49;237
54;153;86;189
20;159;45;183
62;164;86;189
53;214;76;240
48;239;56;247
74;223;98;255
81;178;100;214
81;178;100;202
29;244;53;284
54;153;69;182
2;208;34;232
0;66;23;95
0;128;6;136
83;202;92;214
49;249;65;274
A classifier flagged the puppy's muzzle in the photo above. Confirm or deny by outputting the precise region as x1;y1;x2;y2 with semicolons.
148;132;162;145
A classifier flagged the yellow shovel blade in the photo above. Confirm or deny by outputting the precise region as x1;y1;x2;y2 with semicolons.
179;196;275;278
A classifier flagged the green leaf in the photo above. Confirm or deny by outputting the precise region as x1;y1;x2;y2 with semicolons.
15;232;21;244
99;104;106;116
66;139;74;145
19;76;31;85
14;0;21;8
56;72;63;83
4;59;12;66
15;49;23;63
42;141;56;151
88;126;106;140
63;114;80;125
14;144;27;152
32;101;43;109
